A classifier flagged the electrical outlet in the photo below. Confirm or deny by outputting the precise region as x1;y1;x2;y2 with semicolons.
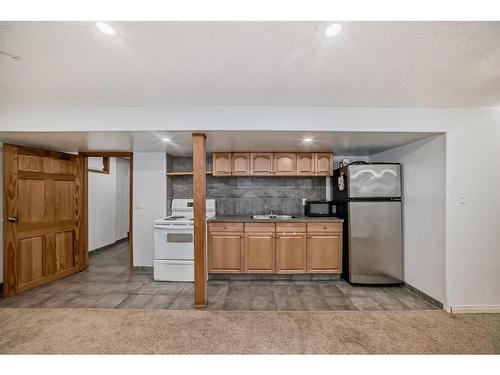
302;198;307;206
459;192;468;204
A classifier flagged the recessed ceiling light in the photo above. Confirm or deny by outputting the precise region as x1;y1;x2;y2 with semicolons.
162;138;171;142
96;21;115;35
325;23;342;37
303;138;313;143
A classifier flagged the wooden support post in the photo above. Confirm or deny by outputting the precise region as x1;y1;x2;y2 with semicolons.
192;133;207;308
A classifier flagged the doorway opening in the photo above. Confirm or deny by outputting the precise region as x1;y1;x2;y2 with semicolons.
82;152;133;270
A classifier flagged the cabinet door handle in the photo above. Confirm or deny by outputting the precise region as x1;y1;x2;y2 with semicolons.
8;216;18;223
276;235;280;238
240;234;244;238
323;226;327;230
308;234;311;238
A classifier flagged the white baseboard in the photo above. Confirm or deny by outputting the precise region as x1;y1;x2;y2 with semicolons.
450;305;500;314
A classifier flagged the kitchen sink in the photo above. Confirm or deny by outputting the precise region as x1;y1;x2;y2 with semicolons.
251;214;272;220
251;214;296;220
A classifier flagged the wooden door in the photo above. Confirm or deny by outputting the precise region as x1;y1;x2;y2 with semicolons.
296;153;315;175
275;232;307;273
306;232;342;273
208;231;244;273
273;153;296;176
3;144;86;297
244;232;275;273
231;153;250;175
315;153;333;176
250;153;273;176
212;153;232;176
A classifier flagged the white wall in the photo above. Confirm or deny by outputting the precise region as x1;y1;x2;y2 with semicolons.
89;157;130;250
371;135;446;304
1;106;500;309
115;158;129;241
88;157;117;250
445;122;500;311
133;153;166;267
0;147;3;283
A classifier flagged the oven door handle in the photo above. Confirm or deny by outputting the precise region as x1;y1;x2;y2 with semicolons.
154;225;195;230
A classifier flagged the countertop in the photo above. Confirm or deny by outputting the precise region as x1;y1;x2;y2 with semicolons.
207;215;344;223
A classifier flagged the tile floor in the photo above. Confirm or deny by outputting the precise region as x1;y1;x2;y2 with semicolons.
0;242;438;311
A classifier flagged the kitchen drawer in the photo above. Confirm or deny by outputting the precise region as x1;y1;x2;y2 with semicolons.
245;222;275;232
208;222;244;232
307;222;342;233
276;222;306;233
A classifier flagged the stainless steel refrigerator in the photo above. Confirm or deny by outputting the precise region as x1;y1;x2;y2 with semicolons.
332;162;403;284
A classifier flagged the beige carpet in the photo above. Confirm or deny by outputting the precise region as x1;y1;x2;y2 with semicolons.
0;308;499;354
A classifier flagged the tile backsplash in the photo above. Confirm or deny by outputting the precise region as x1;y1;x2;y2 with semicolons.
167;155;326;215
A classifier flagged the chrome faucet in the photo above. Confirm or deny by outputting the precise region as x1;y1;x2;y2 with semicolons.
267;209;281;218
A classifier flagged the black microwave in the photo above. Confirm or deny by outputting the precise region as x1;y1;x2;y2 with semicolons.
304;200;335;217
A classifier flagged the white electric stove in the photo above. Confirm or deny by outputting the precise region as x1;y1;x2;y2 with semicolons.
153;199;216;282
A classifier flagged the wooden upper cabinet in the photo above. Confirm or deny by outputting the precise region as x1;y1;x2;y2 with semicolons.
212;153;232;176
273;153;296;176
231;153;250;175
315;153;333;176
250;153;273;176
296;153;315;176
212;152;333;176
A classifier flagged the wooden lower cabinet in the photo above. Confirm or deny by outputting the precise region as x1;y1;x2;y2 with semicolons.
306;232;342;273
208;222;342;275
275;232;307;273
244;232;275;273
208;231;244;273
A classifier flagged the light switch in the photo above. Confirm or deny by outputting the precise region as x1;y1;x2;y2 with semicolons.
459;192;468;204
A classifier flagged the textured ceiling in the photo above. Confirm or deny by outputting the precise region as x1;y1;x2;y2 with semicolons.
0;131;437;156
0;21;499;107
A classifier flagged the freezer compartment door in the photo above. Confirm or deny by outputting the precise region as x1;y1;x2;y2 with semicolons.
348;201;403;284
348;164;401;198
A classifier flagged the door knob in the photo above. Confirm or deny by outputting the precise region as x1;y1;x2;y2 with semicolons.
8;216;18;223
